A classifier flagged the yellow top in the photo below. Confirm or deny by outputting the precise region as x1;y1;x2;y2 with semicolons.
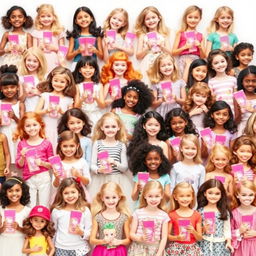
0;136;6;176
29;236;48;255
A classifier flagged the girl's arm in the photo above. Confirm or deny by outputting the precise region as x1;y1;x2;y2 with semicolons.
151;88;164;109
16;141;28;168
66;37;81;61
90;141;99;174
224;217;234;252
167;222;183;241
205;40;213;57
131;182;142;201
136;34;149;60
114;143;128;172
159;35;172;55
22;238;33;254
198;37;206;59
95;84;106;109
19;101;25;119
174;86;186;105
129;214;142;242
0;32;9;56
172;31;187;56
162;141;169;160
95;37;103;60
164;184;171;200
46;236;55;256
2;134;11;175
187;220;202;241
156;220;168;256
90;218;106;245
27;33;33;49
35;96;47;115
112;218;130;246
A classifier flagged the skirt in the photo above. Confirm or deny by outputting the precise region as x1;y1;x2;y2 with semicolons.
92;245;127;256
128;241;159;256
55;247;89;256
165;241;203;256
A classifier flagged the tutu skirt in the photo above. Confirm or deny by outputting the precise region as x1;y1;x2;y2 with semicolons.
92;245;127;256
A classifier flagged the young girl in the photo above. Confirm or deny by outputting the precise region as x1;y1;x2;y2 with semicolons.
172;5;205;77
244;112;256;145
0;176;30;256
0;6;33;70
170;134;205;194
72;56;105;127
129;180;169;256
184;82;215;130
51;178;92;256
206;6;238;56
165;182;202;255
19;47;47;112
231;180;256;255
148;53;186;118
0;64;24;172
53;131;91;194
66;6;103;65
112;79;153;140
22;205;55;256
57;108;92;164
90;182;130;256
134;6;171;84
35;66;77;151
89;112;133;207
236;65;256;136
127;111;169;159
207;49;237;115
14;112;53;207
184;58;208;90
32;4;65;73
231;42;254;78
197;179;233;255
103;8;133;62
231;136;256;184
129;143;171;204
204;100;237;147
0;133;10;185
101;51;142;107
205;144;234;198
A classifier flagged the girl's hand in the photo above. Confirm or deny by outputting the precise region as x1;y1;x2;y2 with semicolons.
35;159;42;167
194;39;200;47
4;167;10;176
71;167;80;178
187;225;195;234
244;229;256;238
31;245;43;253
21;147;28;157
73;225;84;236
226;241;234;253
52;168;61;179
239;223;249;234
8;110;16;120
200;104;209;113
137;182;144;193
189;106;203;116
176;233;186;241
203;222;211;234
88;44;97;54
108;158;117;167
103;235;112;244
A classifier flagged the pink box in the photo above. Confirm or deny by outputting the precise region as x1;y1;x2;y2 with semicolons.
160;81;172;102
59;45;68;56
26;149;40;172
98;151;112;173
220;35;229;46
241;215;253;229
185;31;197;52
43;31;53;44
8;34;19;44
143;220;155;242
125;32;136;47
233;90;247;108
106;30;116;43
231;163;244;181
200;127;213;147
178;219;190;241
215;176;225;184
4;210;16;233
146;32;160;53
0;103;12;126
83;82;94;103
69;210;82;234
138;172;149;186
79;37;96;56
215;135;226;145
204;211;215;234
49;95;60;118
49;155;64;178
23;75;36;96
109;78;121;99
169;137;181;153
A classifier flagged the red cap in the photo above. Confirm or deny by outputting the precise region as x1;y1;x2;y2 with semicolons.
29;205;50;221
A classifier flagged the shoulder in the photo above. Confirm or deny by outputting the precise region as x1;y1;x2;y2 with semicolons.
193;210;202;220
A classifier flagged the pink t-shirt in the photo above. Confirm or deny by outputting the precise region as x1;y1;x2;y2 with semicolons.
16;139;53;180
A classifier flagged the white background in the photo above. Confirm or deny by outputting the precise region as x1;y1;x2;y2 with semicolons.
1;0;255;65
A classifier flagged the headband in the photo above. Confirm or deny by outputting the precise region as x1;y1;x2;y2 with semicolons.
126;86;139;92
7;177;22;184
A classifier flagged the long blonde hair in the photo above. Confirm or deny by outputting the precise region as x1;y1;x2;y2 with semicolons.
244;112;256;137
206;144;232;174
91;182;130;217
207;6;234;34
134;6;169;37
180;5;202;32
92;112;127;143
20;47;47;81
34;4;64;35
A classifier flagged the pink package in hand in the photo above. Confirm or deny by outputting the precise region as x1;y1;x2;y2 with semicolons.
109;78;121;99
185;31;197;52
26;149;40;172
0;103;12;126
69;210;82;234
43;31;53;44
242;215;253;229
199;127;213;147
98;151;112;173
178;219;190;241
233;90;247;108
147;32;160;53
143;220;155;242
79;37;96;56
220;35;229;46
138;172;149;187
231;163;244;181
83;82;94;103
215;176;225;184
169;137;181;153
204;211;215;234
49;95;60;118
8;34;19;44
59;45;68;57
160;81;172;102
4;209;16;233
49;155;64;178
23;75;36;96
125;32;136;47
106;30;116;44
215;135;226;145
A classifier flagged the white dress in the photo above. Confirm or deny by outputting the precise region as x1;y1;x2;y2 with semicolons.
0;205;30;256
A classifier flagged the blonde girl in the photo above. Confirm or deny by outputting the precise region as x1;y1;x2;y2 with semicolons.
148;53;186;118
90;182;130;256
205;144;234;198
135;6;171;84
89;112;133;207
129;180;169;256
231;180;256;255
32;4;65;73
103;8;133;62
170;134;205;194
206;6;238;56
184;82;215;130
172;5;205;77
35;66;77;152
165;182;202;256
51;178;92;256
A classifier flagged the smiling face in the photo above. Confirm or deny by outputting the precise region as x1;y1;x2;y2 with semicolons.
144;187;163;208
204;187;221;205
51;74;67;93
24;118;41;138
144;11;160;31
62;184;80;206
9;9;26;28
234;144;253;164
110;12;126;30
67;115;85;135
38;11;54;29
79;64;95;81
102;190;120;209
211;54;228;74
217;11;233;30
60;139;78;158
143;118;161;138
242;74;256;94
192;65;207;82
236;48;253;67
101;118;120;139
75;11;93;29
1;84;18;99
123;90;139;109
192;92;207;106
7;184;22;204
145;151;162;173
237;186;255;206
180;140;198;160
211;151;229;170
159;56;174;78
170;116;187;136
211;108;230;127
174;187;193;208
25;54;40;73
30;216;47;231
112;61;127;77
186;10;201;29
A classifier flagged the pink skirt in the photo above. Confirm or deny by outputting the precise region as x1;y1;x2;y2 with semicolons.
92;245;127;256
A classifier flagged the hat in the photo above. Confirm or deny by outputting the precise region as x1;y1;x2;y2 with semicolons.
29;205;50;221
